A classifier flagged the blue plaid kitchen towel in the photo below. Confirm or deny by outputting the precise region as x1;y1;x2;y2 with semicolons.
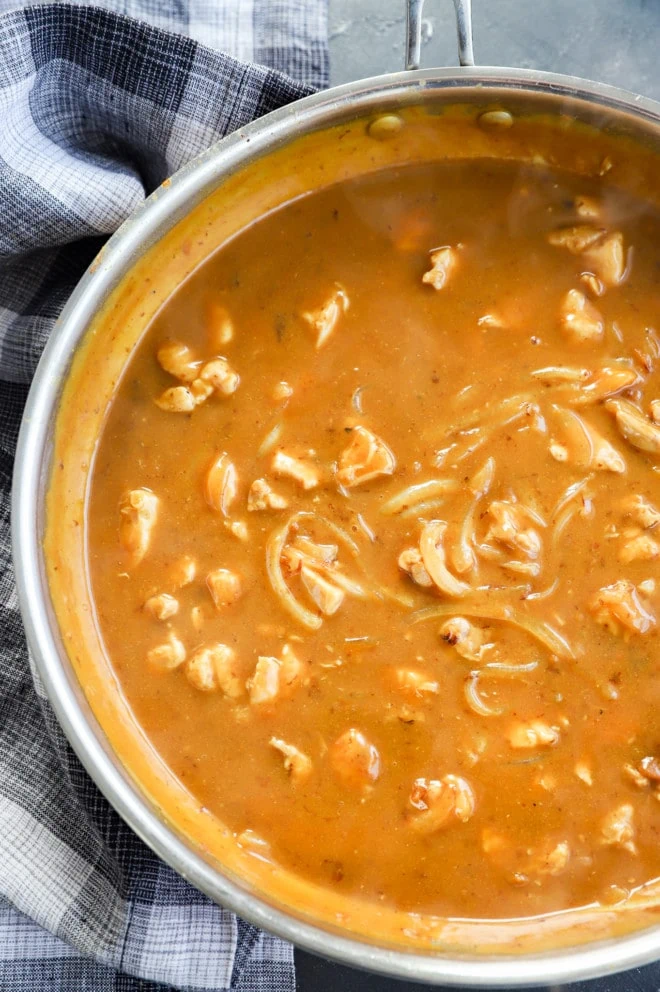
0;2;327;988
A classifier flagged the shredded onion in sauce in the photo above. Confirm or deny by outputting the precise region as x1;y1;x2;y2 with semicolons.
266;519;322;630
411;604;574;659
380;479;458;515
465;670;502;716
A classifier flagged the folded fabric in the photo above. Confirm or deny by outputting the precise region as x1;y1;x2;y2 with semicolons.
0;2;327;988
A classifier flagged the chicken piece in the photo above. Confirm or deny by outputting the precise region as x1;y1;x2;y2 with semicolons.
119;489;159;567
619;532;660;564
580;272;604;297
272;381;293;403
330;728;380;792
622;494;660;530
143;592;179;621
199;357;240;396
204;453;237;515
575;195;601;219
271;451;320;490
336;426;396;488
600;803;637;854
550;406;625;473
225;519;249;542
270;737;312;782
605;398;660;455
156;340;199;382
394;668;440;696
575;760;593;786
247;478;288;512
439;617;492;663
559;289;604;344
547;224;605;253
589;579;656;637
623;763;651;789
572;365;640;405
207;302;234;349
397;547;433;588
419;520;470;597
584;232;627;288
147;632;186;670
485;501;542;559
247;656;281;705
154;385;196;412
507;719;559;749
533;841;570;877
279;643;307;691
167;555;196;588
206;568;242;609
185;643;242;697
302;284;349;349
421;246;458;290
408;775;475;834
246;645;305;705
300;565;345;616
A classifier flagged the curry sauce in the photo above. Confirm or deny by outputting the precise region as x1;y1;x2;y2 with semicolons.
87;155;660;924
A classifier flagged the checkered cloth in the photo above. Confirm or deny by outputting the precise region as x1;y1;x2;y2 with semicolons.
0;2;327;989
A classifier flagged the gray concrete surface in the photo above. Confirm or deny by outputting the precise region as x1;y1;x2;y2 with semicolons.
329;0;660;101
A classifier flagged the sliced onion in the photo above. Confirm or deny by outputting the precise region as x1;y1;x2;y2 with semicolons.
410;604;574;659
419;520;470;597
266;518;322;630
464;671;502;716
380;479;458;515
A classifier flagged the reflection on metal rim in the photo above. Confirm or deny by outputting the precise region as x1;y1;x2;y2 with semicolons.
12;67;660;987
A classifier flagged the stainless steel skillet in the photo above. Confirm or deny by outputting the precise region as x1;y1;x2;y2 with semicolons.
13;0;660;984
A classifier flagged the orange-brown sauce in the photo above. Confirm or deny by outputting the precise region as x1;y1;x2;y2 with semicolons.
88;158;660;921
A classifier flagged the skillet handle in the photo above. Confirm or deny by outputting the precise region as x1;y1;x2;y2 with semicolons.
406;0;475;70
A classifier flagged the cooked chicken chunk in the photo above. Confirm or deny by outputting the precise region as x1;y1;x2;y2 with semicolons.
271;451;320;490
533;841;570;877
605;398;660;454
622;494;660;531
199;357;240;396
584;232;627;288
185;643;242;696
156;340;199;382
507;719;559;749
247;478;288;512
572;365;640;405
119;488;159;566
408;775;475;834
204;453;237;515
619;532;660;564
439;617;492;663
300;565;345;615
147;632;186;670
600;803;637;854
270;738;312;782
330;728;381;791
302;284;349;348
550;406;625;473
419;520;470;597
394;668;440;696
422;246;458;290
247;645;306;705
336;426;396;488
485;501;543;559
559;289;604;344
589;579;656;636
143;592;179;621
207;302;234;349
247;656;281;705
167;555;196;588
206;568;242;609
154;385;197;412
548;224;605;253
397;547;433;588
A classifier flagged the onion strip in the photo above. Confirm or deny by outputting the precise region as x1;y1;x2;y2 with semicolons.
266;519;322;630
257;422;283;457
410;604;574;659
465;671;502;716
380;479;458;515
